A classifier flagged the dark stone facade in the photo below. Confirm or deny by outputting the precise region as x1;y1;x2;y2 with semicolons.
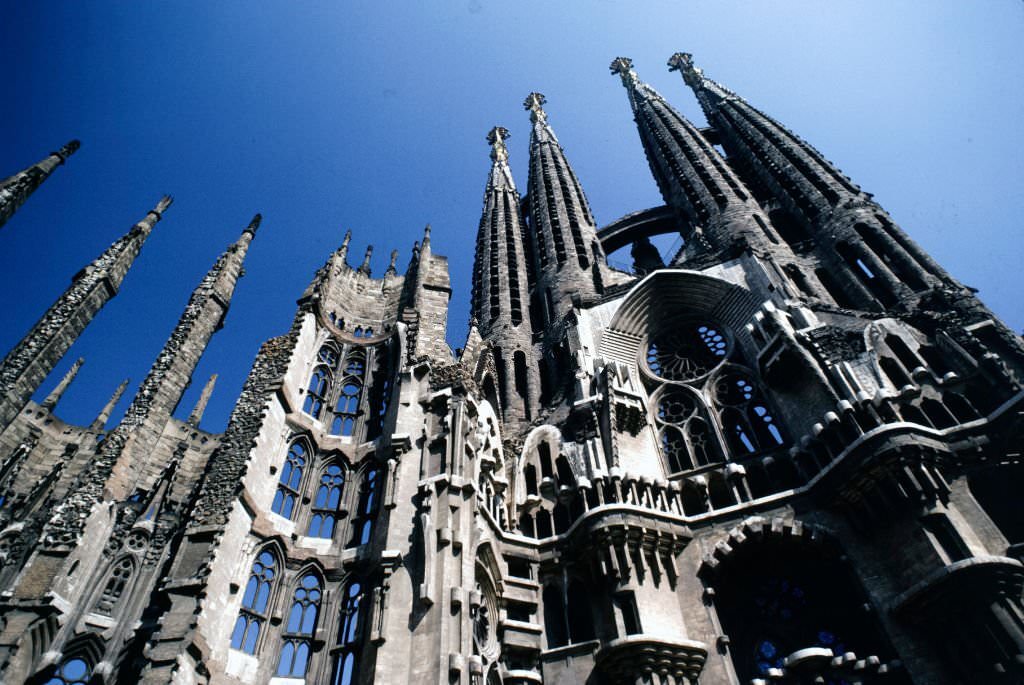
1;54;1022;685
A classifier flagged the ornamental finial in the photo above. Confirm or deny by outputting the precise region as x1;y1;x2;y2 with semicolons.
523;92;547;124
243;213;262;237
487;126;510;163
609;57;640;89
668;52;702;86
359;245;373;275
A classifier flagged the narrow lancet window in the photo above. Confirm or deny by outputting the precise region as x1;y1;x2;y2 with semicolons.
230;550;278;654
272;441;307;519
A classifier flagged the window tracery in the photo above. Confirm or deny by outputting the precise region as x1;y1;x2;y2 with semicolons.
308;464;344;538
332;579;366;685
272;441;307;519
230;549;278;654
347;468;381;548
277;574;323;677
642;319;785;475
95;556;134;614
304;365;331;418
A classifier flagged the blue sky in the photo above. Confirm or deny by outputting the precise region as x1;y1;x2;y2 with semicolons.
2;1;1022;432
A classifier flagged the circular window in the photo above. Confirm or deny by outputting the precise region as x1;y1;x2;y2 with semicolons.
473;570;500;660
645;321;730;382
655;387;698;425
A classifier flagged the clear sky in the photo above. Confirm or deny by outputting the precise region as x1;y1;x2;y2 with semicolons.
2;1;1022;432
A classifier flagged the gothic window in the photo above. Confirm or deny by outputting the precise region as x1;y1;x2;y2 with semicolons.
318;343;341;367
332;579;365;685
330;382;361;437
308;464;344;538
272;441;307;519
41;657;91;685
644;319;785;474
304;365;331;418
344;354;365;378
713;370;784;455
645;322;729;382
347;468;381;548
231;550;278;654
277;574;323;677
95;556;134;614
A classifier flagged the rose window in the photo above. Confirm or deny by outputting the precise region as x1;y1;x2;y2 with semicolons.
645;322;730;382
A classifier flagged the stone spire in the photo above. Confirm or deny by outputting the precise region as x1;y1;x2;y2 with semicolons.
0;196;171;433
669;52;948;303
39;357;84;411
358;245;373;275
338;229;352;262
471;126;538;427
0;140;80;231
524;92;606;321
91;378;129;431
385;249;399;276
669;51;863;223
187;373;218;428
610;57;772;257
57;213;260;520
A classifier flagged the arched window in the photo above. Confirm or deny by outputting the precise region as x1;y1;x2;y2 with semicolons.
713;370;784;456
230;550;278;654
332;580;366;685
308;464;345;538
344;353;365;378
272;441;307;519
318;343;340;367
524;464;538;496
330;382;361;437
277;574;323;677
42;657;91;685
347;468;381;548
95;556;134;614
304;365;331;418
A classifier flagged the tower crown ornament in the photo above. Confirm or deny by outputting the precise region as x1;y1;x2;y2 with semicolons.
487;126;510;163
609;56;640;88
523;92;547;123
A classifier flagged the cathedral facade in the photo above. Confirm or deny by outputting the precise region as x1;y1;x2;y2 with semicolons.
0;53;1022;685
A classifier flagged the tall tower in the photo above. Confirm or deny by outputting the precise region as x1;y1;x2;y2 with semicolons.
668;52;950;311
610;58;778;261
0;196;170;433
0;140;80;231
0;215;260;684
472;126;539;428
524;93;609;320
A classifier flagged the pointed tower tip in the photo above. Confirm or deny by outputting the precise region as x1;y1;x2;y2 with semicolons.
422;223;432;245
667;52;694;72
244;213;262;236
57;140;81;159
668;52;704;88
487;126;511;163
609;56;634;75
524;92;548;123
358;245;373;275
153;195;174;217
